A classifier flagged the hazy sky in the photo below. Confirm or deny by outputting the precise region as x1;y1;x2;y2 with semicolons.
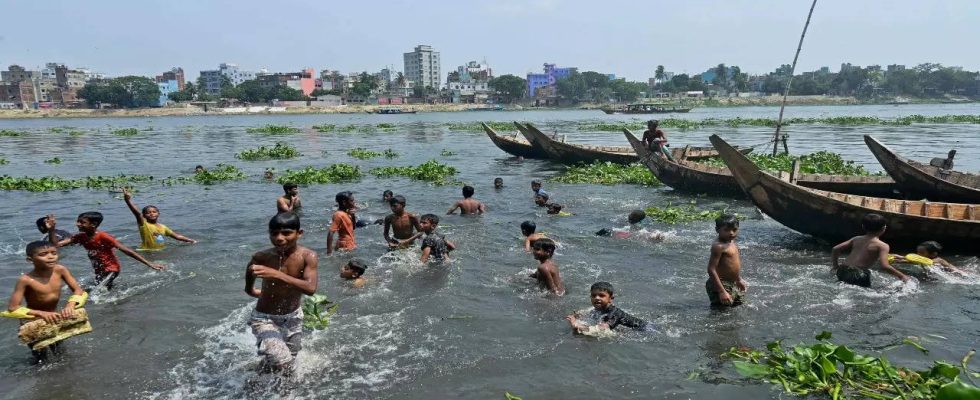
2;0;978;81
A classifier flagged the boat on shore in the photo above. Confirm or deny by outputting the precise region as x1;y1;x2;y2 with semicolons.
864;135;980;203
601;103;692;115
710;134;980;251
374;107;417;114
517;123;639;164
481;123;544;158
623;129;900;198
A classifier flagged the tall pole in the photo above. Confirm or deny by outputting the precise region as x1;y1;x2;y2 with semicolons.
773;0;818;156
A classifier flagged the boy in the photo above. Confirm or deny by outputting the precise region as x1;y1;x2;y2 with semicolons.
447;185;485;215
264;169;275;180
383;195;422;249
277;183;302;213
534;191;550;207
831;213;909;288
36;216;71;242
494;177;504;189
194;165;205;173
529;238;565;296
46;213;164;290
326;191;357;255
340;258;367;288
245;212;318;373
706;215;746;307
641;120;674;161
3;241;88;359
566;282;650;334
530;180;542;195
521;221;546;252
414;214;456;263
382;190;394;203
595;210;665;241
123;188;197;250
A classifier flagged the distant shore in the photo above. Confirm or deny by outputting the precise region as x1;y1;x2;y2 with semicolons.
0;95;974;120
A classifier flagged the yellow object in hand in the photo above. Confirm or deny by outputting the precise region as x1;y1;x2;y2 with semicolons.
0;307;34;319
68;292;88;308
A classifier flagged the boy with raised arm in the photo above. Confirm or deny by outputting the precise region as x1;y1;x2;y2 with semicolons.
529;238;565;296
277;183;302;213
706;215;746;307
326;191;357;255
447;185;485;215
831;213;909;287
383;195;422;249
244;212;318;373
123;188;196;250
47;213;164;290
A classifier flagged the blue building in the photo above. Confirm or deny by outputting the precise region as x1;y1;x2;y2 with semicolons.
157;80;179;106
526;63;577;97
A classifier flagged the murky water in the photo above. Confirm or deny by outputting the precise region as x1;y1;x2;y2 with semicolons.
1;104;978;399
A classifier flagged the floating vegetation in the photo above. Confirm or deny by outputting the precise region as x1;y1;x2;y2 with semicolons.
246;125;300;134
377;123;396;130
1;129;26;137
724;331;980;400
440;149;457;156
578;114;980;132
0;175;154;192
699;151;876;176
383;149;399;158
0;158;8;165
347;148;383;160
276;164;362;184
302;294;339;330
112;128;139;136
445;121;514;132
644;202;730;224
43;157;62;164
312;124;336;132
235;142;301;161
551;162;660;185
369;159;459;185
163;164;247;186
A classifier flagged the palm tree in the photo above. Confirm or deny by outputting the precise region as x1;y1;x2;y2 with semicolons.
396;72;406;86
655;65;666;83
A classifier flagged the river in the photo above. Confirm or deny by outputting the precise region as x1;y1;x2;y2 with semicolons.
0;104;978;399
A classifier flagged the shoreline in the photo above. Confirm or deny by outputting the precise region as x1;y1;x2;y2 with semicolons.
0;96;975;120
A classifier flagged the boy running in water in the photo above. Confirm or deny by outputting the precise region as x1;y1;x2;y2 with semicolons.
383;195;421;249
326;191;357;255
566;282;651;334
411;214;455;263
706;215;746;307
276;183;302;213
831;213;909;287
245;212;318;373
521;221;546;252
123;188;197;250
46;213;164;290
447;185;485;215
529;238;565;296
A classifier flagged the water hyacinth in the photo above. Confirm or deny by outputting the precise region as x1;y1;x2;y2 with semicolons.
302;294;338;330
552;162;660;185
312;124;336;132
383;149;399;158
440;149;456;156
445;121;514;132
111;128;139;136
235;142;301;160
369;159;459;184
644;202;730;224
0;174;154;192
246;125;300;134
698;151;876;176
44;157;63;164
0;129;26;137
347;148;383;160
276;164;362;184
377;123;396;130
0;158;9;165
163;164;247;185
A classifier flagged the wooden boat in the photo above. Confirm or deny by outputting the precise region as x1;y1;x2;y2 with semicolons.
601;103;692;114
517;122;639;164
481;123;543;158
710;134;980;251
375;108;416;114
623;129;901;198
864;135;980;203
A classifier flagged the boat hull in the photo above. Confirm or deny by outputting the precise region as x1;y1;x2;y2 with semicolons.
517;123;639;164
864;135;980;203
482;123;542;158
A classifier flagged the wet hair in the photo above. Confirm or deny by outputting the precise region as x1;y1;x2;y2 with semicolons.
628;209;647;224
648;119;659;128
335;191;354;206
918;240;942;255
590;281;615;296
861;213;887;233
520;220;536;235
195;165;204;170
420;213;439;225
532;237;556;254
283;183;298;192
715;214;739;230
535;191;550;201
547;203;563;214
269;212;301;231
26;241;56;257
531;180;542;186
142;205;159;215
389;195;406;206
35;217;49;233
383;190;393;198
462;185;475;198
494;177;503;184
347;258;367;275
78;211;104;227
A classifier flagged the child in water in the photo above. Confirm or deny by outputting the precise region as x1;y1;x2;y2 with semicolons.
893;240;965;277
447;185;485;215
276;183;302;213
521;221;546;252
534;191;550;207
414;214;455;263
382;190;394;203
340;258;367;288
326;191;357;255
529;238;565;296
245;212;318;373
706;215;746;307
36;216;71;242
830;213;909;288
530;180;542;195
595;210;666;242
383;195;422;249
123;188;197;250
494;177;503;189
566;282;651;334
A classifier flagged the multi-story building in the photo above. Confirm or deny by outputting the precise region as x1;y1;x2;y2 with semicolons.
156;67;185;91
403;45;441;90
526;63;577;97
447;61;493;103
199;63;256;96
255;69;317;97
0;80;36;108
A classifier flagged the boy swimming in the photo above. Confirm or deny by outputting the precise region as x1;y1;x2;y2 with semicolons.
383;195;422;249
245;212;318;373
595;210;666;241
123;188;197;250
46;213;164;290
382;190;394;203
326;191;357;255
534;191;550;207
566;282;651;334
447;185;485;215
494;177;503;189
893;240;965;276
529;238;565;296
36;216;71;242
277;183;302;213
530;180;542;195
414;214;455;263
831;213;909;287
521;221;546;252
706;215;746;307
340;258;367;288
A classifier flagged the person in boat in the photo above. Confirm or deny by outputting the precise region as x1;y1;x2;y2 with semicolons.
892;240;966;277
830;213;909;288
123;188;197;250
706;215;746;307
447;185;485;215
566;282;652;334
277;183;302;213
529;238;565;296
642;120;675;161
521;221;546;252
383;195;422;249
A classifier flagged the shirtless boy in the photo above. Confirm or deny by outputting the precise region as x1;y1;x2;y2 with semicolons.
340;258;367;288
277;183;302;213
244;212;318;373
831;213;909;287
383;195;422;249
706;215;746;307
447;185;485;215
529;238;565;296
521;221;546;252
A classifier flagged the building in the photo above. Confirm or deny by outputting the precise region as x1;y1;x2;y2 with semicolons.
199;63;256;96
156;67;185;91
403;45;441;90
526;63;577;97
157;80;179;106
447;61;493;103
255;69;317;97
0;80;36;108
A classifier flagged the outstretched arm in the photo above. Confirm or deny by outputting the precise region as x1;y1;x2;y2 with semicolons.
447;201;460;215
167;229;197;244
122;188;145;226
117;243;165;271
876;243;908;282
934;257;964;274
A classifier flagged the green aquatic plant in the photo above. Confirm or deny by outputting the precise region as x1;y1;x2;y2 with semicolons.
111;128;139;136
312;124;336;132
0;174;154;192
440;149;457;156
376;123;396;129
504;392;523;400
644;202;730;224
347;148;383;160
0;158;9;165
302;294;339;330
246;125;300;134
43;157;62;164
369;159;459;185
0;129;26;137
163;164;247;186
551;162;660;185
338;124;362;133
725;331;980;400
383;148;399;158
235;142;301;161
276;164;362;184
577;115;980;133
445;121;513;132
698;152;875;176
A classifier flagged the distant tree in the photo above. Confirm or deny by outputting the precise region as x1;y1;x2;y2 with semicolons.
488;74;527;103
731;66;748;93
655;65;666;83
235;80;268;103
609;79;646;102
351;72;378;98
79;76;161;108
668;74;691;93
712;63;728;89
555;71;588;101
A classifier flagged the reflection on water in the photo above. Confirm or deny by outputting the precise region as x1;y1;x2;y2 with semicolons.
0;104;978;399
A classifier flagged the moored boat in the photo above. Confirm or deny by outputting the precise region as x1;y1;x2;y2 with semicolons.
864;135;980;203
481;123;543;158
517;123;639;164
710;134;980;251
375;107;417;114
601;103;692;114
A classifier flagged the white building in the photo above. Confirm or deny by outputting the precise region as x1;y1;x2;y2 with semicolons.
403;45;441;90
447;61;492;103
199;63;256;95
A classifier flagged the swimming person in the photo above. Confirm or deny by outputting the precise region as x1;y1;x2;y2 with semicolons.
244;212;318;373
595;210;666;241
642;119;674;161
326;191;357;255
892;240;966;277
831;213;909;288
276;183;302;213
521;221;546;252
340;258;367;288
566;282;651;334
494;177;503;189
530;180;542;196
447;185;485;215
123;188;197;250
382;190;393;203
414;214;455;263
529;238;565;296
36;216;71;242
706;215;746;307
383;195;422;249
534;191;550;207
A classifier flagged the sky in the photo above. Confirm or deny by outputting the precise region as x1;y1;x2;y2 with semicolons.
2;0;979;82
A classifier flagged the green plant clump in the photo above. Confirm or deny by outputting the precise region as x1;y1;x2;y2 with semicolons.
246;125;300;134
0;174;154;192
699;151;875;176
445;121;513;132
377;123;396;129
383;149;399;158
312;124;336;132
347;148;383;160
369;159;459;185
0;129;26;137
644;202;730;224
236;142;301;160
163;164;247;186
725;331;980;400
440;149;457;156
552;162;660;185
0;158;9;165
44;157;62;164
112;128;139;136
276;164;363;184
302;294;339;330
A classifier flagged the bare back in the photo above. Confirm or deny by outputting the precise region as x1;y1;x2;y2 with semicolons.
252;246;316;314
451;198;484;215
536;260;565;295
842;235;885;269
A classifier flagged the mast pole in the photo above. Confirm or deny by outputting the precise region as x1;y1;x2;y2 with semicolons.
773;0;818;156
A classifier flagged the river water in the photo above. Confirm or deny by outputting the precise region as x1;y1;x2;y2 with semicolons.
0;104;978;399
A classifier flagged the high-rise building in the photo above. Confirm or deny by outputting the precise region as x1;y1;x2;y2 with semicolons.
403;45;441;90
526;63;577;97
199;63;255;95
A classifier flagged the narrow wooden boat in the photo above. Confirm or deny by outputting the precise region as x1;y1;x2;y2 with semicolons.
864;135;980;203
601;104;692;114
375;108;416;114
481;123;543;158
710;134;980;250
517;122;639;164
623;129;901;198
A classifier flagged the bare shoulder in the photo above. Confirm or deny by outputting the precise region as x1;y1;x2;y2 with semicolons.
251;248;277;263
297;246;318;262
53;264;72;275
710;241;728;253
